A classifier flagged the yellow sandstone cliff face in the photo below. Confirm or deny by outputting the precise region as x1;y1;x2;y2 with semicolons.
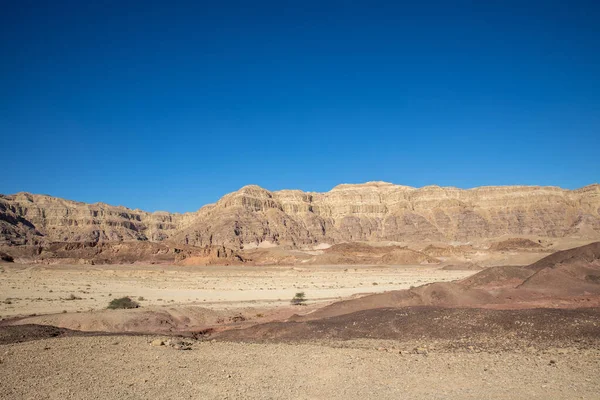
1;182;599;248
0;193;197;245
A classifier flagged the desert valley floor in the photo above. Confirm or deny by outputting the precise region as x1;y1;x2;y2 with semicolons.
3;0;600;393
0;263;472;319
2;240;600;399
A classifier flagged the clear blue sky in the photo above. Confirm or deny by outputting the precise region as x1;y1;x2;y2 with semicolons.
1;1;599;212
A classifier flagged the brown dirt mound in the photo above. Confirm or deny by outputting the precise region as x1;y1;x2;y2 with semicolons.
462;242;600;292
490;238;543;251
0;324;81;345
293;242;600;322
441;262;482;271
379;249;439;264
516;248;600;295
324;242;394;255
174;245;245;266
291;282;497;321
1;241;245;265
518;264;600;296
242;248;312;266
510;242;600;295
421;244;474;258
525;241;600;271
0;324;153;345
314;243;439;265
459;266;535;289
217;307;600;346
10;306;232;333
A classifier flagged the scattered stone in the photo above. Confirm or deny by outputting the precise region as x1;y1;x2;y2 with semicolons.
166;339;193;350
151;339;165;347
229;314;246;323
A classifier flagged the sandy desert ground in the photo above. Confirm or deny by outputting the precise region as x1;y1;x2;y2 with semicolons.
0;263;472;319
2;243;600;400
1;335;599;400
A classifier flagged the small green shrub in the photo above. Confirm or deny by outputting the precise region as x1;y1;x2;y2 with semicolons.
107;296;139;310
291;292;306;306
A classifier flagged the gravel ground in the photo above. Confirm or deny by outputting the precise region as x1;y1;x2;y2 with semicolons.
1;335;599;399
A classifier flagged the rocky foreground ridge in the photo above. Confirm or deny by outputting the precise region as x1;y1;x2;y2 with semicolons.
1;182;599;249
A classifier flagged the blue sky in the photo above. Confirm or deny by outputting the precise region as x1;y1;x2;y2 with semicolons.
1;1;599;212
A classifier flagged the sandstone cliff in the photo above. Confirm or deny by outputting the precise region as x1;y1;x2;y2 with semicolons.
1;182;599;249
0;192;197;245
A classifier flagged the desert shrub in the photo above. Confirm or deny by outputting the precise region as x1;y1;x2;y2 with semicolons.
0;252;14;262
138;296;145;301
291;292;306;306
585;274;600;283
107;296;139;310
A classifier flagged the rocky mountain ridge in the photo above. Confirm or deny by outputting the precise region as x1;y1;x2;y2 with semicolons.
1;182;599;249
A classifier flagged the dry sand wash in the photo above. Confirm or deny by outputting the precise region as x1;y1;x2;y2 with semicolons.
0;264;470;322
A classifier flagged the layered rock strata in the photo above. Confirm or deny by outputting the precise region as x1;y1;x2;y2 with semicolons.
1;182;599;249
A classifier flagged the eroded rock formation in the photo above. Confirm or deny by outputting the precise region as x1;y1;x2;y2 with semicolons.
1;182;599;250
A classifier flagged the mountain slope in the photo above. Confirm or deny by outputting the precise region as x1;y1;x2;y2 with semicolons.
1;182;599;249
